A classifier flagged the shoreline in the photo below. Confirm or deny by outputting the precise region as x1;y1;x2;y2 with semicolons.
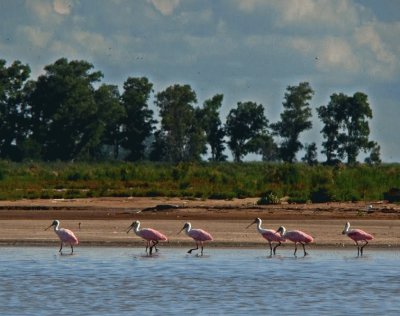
0;197;399;248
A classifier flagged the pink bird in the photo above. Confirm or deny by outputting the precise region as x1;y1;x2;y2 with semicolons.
127;220;168;255
276;226;313;256
45;220;79;254
178;222;213;256
342;222;374;256
246;218;285;255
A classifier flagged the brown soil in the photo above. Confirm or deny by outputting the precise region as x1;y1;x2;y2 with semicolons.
0;197;399;249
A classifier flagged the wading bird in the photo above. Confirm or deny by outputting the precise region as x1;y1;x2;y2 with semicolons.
342;222;374;256
126;220;168;255
45;220;79;254
178;222;213;256
276;226;313;256
246;218;285;255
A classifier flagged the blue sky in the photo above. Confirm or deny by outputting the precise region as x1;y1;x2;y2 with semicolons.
1;0;399;161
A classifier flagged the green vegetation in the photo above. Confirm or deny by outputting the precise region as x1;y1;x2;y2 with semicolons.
1;57;380;165
0;161;397;202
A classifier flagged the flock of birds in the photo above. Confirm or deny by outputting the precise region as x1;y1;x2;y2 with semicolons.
45;218;374;257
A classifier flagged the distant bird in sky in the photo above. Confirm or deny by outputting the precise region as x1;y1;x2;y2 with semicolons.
45;220;79;254
178;222;213;256
342;222;374;256
246;218;285;255
127;220;168;255
276;226;313;256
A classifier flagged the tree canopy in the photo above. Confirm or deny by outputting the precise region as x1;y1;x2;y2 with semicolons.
0;57;383;165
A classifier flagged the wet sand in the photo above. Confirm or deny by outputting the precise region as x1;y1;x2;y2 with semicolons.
0;197;399;248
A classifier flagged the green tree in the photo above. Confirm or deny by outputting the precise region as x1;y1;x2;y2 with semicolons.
121;77;155;161
254;133;279;162
225;101;268;162
302;142;318;165
28;58;103;160
365;142;381;165
95;84;124;159
272;82;314;163
318;92;375;165
0;59;31;160
201;94;226;161
316;94;345;164
155;84;206;162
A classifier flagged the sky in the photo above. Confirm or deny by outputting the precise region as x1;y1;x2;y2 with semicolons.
1;0;399;162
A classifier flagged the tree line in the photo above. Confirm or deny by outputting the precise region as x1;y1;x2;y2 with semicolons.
0;58;381;164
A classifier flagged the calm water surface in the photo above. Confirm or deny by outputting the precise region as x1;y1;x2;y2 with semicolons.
0;247;399;315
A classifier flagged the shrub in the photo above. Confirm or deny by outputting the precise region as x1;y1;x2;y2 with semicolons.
257;191;280;205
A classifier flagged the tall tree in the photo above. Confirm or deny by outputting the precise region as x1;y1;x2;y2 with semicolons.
302;142;318;165
0;59;31;160
318;92;375;165
272;82;314;163
201;94;226;161
155;84;206;162
225;101;268;162
121;77;155;161
95;84;124;159
28;58;103;160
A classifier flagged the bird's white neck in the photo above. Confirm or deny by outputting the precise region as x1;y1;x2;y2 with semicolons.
133;222;141;235
53;222;60;231
183;223;192;236
256;220;263;233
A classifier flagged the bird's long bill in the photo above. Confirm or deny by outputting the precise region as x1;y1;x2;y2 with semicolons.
246;221;255;229
177;227;184;235
44;224;53;231
126;225;133;234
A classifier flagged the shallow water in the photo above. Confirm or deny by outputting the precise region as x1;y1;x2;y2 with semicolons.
0;247;399;315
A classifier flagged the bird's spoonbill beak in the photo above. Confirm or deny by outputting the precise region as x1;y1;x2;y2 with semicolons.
246;219;257;229
44;224;53;231
126;225;133;234
177;227;185;235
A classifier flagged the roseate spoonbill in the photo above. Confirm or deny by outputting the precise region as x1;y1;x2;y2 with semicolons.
45;220;79;254
178;222;213;255
276;226;313;256
126;220;168;255
342;222;374;256
246;218;285;255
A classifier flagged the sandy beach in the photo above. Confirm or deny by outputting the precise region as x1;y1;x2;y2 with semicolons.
0;197;399;249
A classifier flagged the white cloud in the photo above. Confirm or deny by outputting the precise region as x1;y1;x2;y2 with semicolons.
234;0;267;13
25;1;53;20
53;0;73;15
147;0;180;15
17;26;52;48
273;0;360;29
355;24;396;65
291;36;359;73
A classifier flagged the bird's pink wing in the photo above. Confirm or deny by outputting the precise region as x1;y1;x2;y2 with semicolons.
348;229;374;241
189;229;213;241
286;230;313;243
57;228;79;244
261;230;285;242
140;228;168;241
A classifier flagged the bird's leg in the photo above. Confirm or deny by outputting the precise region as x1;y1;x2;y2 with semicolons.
355;241;360;256
145;240;150;254
273;241;281;255
268;241;273;256
152;240;159;252
59;242;63;253
70;244;74;255
200;242;204;256
188;242;199;254
301;242;308;256
360;240;368;256
294;242;298;256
